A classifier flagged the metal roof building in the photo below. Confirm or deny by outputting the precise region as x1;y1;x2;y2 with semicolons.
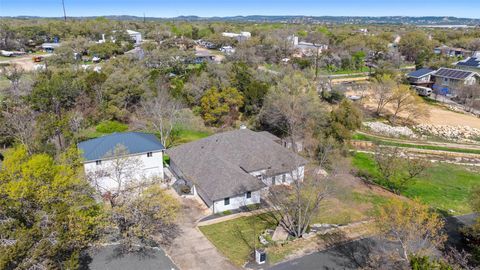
433;68;478;80
456;56;480;69
78;132;165;162
407;68;435;78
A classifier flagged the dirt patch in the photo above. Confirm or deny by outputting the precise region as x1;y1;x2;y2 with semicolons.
347;87;480;129
425;106;480;129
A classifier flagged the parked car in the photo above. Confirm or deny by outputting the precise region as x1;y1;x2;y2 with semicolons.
414;86;432;97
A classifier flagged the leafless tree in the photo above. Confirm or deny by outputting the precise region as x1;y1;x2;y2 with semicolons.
389;84;429;125
371;75;395;116
2;65;24;96
374;146;430;194
138;88;183;147
1;106;37;153
259;74;327;153
456;84;480;113
305;32;329;80
88;144;144;205
265;138;341;238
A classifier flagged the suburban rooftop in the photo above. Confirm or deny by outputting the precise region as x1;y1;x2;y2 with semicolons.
167;129;307;204
78;132;165;162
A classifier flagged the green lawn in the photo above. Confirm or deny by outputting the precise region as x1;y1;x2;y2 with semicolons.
322;66;370;75
352;152;480;214
199;213;277;266
352;133;480;155
172;128;210;145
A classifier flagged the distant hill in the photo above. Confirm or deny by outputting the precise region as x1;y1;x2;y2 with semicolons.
3;15;480;25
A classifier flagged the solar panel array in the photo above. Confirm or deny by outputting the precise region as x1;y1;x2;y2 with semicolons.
457;57;480;68
408;68;434;78
434;68;474;80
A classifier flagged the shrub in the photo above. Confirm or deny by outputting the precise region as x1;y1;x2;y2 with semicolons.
95;120;128;134
179;184;191;194
221;210;233;215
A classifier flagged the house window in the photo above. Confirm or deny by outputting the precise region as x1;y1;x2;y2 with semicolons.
246;191;251;199
224;198;230;205
95;160;102;166
147;152;153;157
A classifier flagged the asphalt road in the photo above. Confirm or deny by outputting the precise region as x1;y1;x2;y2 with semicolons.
269;237;399;270
269;214;477;270
87;244;178;270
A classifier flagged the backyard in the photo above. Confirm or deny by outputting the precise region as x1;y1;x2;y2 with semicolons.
352;152;480;214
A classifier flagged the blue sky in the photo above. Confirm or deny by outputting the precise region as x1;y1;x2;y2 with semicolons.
0;0;479;18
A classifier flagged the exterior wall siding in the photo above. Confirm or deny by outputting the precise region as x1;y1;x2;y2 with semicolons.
83;151;164;192
211;190;261;214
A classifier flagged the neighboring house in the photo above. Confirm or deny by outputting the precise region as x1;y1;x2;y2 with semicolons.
222;31;251;41
41;43;61;53
126;30;142;45
432;68;480;96
194;50;216;63
456;52;480;71
220;45;236;55
167;129;308;214
406;68;435;87
78;132;165;193
289;36;328;57
434;45;472;58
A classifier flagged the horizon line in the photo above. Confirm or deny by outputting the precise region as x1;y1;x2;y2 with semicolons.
1;14;480;20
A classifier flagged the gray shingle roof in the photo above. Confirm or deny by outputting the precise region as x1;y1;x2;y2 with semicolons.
167;129;307;202
433;68;477;80
78;132;165;162
407;68;435;78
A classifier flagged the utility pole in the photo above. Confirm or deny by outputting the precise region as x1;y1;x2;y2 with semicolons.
62;0;67;22
143;12;146;23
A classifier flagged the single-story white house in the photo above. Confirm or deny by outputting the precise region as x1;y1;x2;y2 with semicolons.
167;128;307;214
78;132;165;193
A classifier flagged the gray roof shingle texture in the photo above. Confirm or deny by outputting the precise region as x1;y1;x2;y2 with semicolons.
78;132;165;162
167;129;308;203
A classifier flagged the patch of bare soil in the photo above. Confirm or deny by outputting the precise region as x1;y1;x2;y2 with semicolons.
347;88;480;129
425;106;480;129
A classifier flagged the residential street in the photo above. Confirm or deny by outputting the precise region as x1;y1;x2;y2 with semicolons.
88;244;178;270
269;214;477;270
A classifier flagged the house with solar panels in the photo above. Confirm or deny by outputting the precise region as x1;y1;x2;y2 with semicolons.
434;45;472;58
78;132;165;193
407;68;436;87
456;52;480;71
431;68;480;96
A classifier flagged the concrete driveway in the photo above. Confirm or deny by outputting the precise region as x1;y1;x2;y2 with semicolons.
165;196;239;270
